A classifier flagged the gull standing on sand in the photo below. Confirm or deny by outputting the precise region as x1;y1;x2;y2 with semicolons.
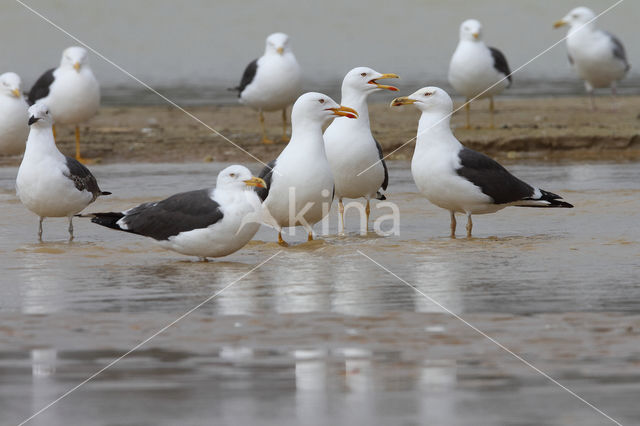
448;19;512;129
391;87;573;238
85;165;265;261
256;92;358;245
16;104;110;241
554;6;630;109
231;33;302;144
324;67;398;234
28;46;100;163
0;72;29;156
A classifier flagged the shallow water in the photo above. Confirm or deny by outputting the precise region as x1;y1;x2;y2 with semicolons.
1;161;639;425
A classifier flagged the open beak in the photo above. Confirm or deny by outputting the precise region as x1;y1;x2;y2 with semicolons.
328;105;358;119
368;73;399;91
73;62;81;72
390;96;416;107
28;115;40;125
11;89;21;98
553;20;567;28
276;47;284;55
244;177;267;188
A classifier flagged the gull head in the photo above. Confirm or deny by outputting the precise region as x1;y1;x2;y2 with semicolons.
342;67;399;96
60;46;90;72
265;32;292;56
390;87;453;114
0;72;23;98
217;165;266;190
291;92;358;126
459;19;483;42
554;7;596;29
28;103;54;127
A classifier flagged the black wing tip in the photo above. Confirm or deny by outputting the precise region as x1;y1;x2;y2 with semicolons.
100;191;112;196
375;191;386;201
539;189;573;208
90;212;125;230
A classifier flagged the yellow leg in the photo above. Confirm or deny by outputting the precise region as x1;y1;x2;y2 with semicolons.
338;199;345;235
450;211;456;239
465;99;471;129
466;214;473;238
278;231;289;247
52;125;57;140
307;232;313;242
75;126;82;161
260;111;273;144
365;200;371;232
489;97;495;129
281;108;290;142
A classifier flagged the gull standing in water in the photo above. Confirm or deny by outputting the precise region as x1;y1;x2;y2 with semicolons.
16;103;110;241
324;67;398;234
391;87;573;238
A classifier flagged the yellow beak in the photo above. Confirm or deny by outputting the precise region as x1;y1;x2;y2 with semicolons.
244;176;267;188
472;33;479;39
276;47;284;55
369;73;400;91
11;89;21;98
390;96;416;107
73;62;81;72
328;105;358;119
553;20;567;29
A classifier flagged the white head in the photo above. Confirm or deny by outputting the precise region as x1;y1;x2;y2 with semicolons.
28;103;54;127
390;87;453;115
341;67;399;96
290;92;358;127
216;165;266;191
0;72;23;98
554;7;596;29
265;32;292;56
60;46;90;72
459;19;483;41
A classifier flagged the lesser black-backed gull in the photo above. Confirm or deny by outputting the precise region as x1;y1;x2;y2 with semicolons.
391;87;573;238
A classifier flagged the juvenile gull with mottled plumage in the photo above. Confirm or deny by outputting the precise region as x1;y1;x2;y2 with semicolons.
16;103;110;241
391;87;573;238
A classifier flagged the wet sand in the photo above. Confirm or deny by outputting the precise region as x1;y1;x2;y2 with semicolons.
2;95;639;166
1;161;639;425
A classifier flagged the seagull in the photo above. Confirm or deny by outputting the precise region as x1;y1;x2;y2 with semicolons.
448;19;512;129
324;67;398;234
391;87;573;238
230;33;302;144
16;103;110;241
85;165;266;261
256;92;358;245
28;46;100;163
0;72;29;156
554;6;630;110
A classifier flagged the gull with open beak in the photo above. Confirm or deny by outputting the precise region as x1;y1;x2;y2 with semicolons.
448;19;512;129
553;6;629;110
0;72;29;155
231;32;302;144
324;67;399;234
255;92;358;245
85;165;265;261
391;87;572;238
28;46;100;163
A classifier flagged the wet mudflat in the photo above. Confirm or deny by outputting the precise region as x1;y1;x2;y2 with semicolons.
0;161;638;425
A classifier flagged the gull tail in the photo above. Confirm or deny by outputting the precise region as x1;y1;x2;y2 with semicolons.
78;212;126;231
518;189;573;208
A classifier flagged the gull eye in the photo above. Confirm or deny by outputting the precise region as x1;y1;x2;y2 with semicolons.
319;99;325;104
361;72;367;77
2;82;8;86
424;92;433;97
230;173;236;178
572;14;578;18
